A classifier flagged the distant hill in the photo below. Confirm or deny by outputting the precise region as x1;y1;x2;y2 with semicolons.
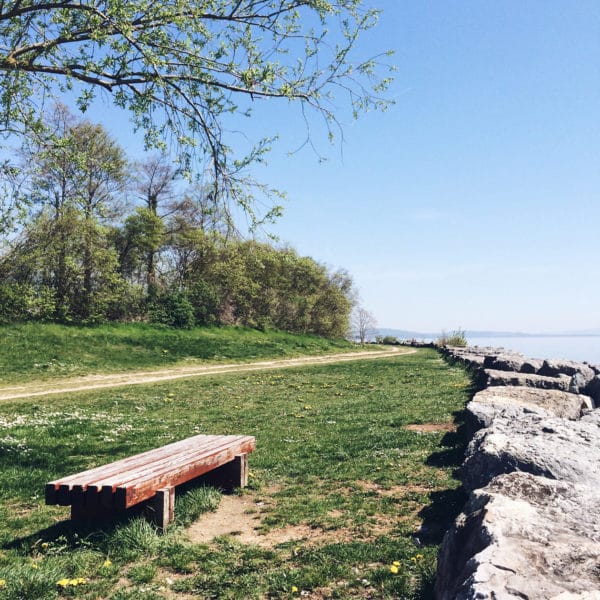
376;328;438;341
377;328;600;341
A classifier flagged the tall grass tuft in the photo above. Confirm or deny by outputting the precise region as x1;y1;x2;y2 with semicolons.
109;518;161;560
1;562;61;600
175;486;222;527
437;328;468;347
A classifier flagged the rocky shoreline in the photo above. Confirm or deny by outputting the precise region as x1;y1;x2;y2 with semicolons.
435;345;600;599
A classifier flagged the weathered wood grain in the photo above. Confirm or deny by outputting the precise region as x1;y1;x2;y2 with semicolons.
45;434;256;522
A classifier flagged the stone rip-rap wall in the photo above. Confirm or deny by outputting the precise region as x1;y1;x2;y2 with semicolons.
434;345;600;600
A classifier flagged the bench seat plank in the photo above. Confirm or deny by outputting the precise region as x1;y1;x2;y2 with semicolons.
121;439;255;508
46;434;256;510
88;436;247;492
46;434;224;502
99;437;252;502
51;436;233;505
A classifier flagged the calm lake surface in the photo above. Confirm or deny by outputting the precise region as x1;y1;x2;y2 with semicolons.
467;336;600;364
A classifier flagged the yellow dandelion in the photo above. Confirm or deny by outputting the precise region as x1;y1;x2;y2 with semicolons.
31;563;39;569
416;553;424;560
56;578;70;587
41;542;49;549
0;579;5;588
410;556;417;563
103;559;112;568
291;585;299;593
390;565;399;574
392;561;401;566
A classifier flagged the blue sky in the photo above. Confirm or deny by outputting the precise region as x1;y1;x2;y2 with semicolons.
84;2;600;333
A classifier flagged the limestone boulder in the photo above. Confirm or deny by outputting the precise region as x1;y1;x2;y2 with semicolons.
539;358;595;379
460;410;600;491
481;352;544;374
444;348;489;370
466;386;592;432
480;369;572;392
519;357;544;374
583;376;600;407
435;472;600;600
483;352;526;372
446;347;545;374
457;354;486;369
569;370;596;395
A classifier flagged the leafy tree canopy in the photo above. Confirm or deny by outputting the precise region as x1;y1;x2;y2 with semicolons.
0;1;393;225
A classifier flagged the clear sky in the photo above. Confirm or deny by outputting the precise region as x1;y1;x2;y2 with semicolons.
83;2;600;333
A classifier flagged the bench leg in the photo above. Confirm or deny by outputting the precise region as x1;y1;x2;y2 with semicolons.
71;490;122;522
201;453;248;492
71;502;120;522
146;486;175;530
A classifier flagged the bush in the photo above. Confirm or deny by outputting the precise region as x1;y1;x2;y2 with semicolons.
186;280;220;326
437;328;467;347
106;284;146;322
0;283;56;323
149;290;195;328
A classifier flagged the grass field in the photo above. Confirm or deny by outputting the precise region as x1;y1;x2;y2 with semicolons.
0;323;360;385
0;348;472;599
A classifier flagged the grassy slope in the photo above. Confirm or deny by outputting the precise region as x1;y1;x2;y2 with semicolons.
0;349;473;599
0;323;361;385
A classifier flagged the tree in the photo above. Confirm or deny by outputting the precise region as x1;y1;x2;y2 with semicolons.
0;207;125;322
21;104;128;222
114;207;165;288
20;105;128;316
134;155;179;298
71;122;128;222
171;184;235;238
352;306;377;344
0;1;393;227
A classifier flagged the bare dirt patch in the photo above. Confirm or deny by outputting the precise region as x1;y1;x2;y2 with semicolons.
185;482;425;550
186;493;321;548
405;422;457;433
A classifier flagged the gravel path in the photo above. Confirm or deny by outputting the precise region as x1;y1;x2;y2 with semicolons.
0;347;415;401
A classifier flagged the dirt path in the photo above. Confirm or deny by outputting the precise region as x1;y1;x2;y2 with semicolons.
0;347;415;401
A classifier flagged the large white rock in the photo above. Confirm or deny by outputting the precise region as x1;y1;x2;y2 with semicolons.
437;345;600;600
460;410;600;492
483;353;544;374
481;369;572;391
466;386;593;431
435;472;600;599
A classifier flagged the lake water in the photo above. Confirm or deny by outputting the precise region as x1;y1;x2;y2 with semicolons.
466;336;600;365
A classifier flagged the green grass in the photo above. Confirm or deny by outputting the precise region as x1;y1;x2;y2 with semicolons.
0;349;473;599
0;323;359;384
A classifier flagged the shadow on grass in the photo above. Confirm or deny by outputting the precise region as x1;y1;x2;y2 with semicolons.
2;475;226;555
416;410;470;547
1;505;143;554
425;422;469;470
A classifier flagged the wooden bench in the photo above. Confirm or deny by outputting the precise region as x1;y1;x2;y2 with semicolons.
45;434;256;528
